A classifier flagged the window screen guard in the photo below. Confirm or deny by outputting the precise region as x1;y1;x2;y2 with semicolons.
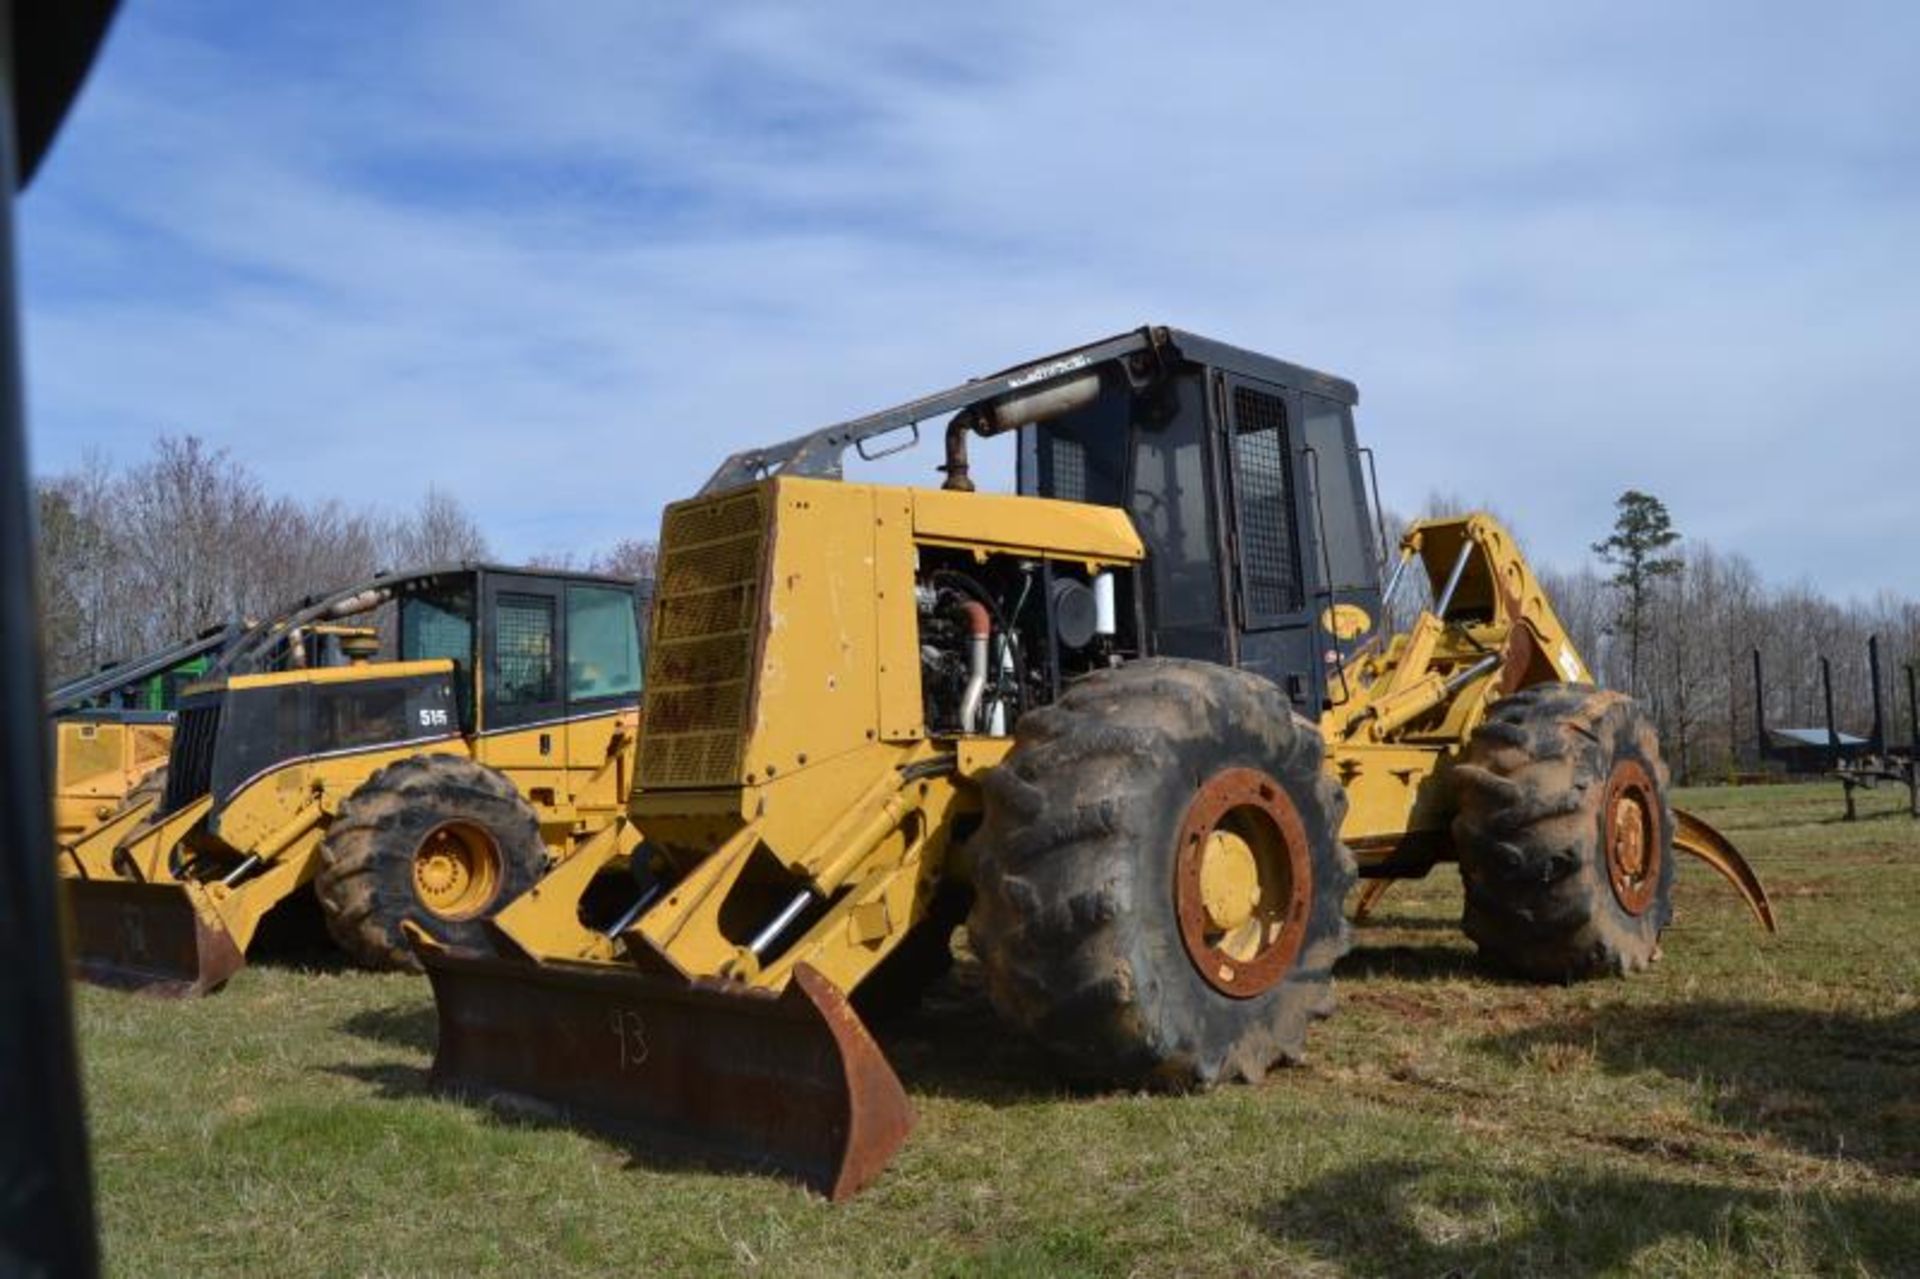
494;592;557;706
1229;384;1304;623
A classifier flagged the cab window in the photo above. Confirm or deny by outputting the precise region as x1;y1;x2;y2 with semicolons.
566;585;642;702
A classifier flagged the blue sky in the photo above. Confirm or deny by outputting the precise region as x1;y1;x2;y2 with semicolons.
20;2;1920;593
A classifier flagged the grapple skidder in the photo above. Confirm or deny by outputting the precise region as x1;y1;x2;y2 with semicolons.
417;326;1774;1199
63;562;650;995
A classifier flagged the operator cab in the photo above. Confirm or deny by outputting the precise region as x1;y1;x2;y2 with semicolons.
1008;333;1383;710
160;565;649;818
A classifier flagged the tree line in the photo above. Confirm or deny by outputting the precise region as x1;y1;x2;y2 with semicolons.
36;438;1915;783
1398;491;1920;784
35;435;654;685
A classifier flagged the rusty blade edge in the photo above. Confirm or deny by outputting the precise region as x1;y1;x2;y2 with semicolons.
418;948;916;1202
64;880;246;997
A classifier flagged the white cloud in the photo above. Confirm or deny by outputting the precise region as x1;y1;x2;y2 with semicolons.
20;1;1920;592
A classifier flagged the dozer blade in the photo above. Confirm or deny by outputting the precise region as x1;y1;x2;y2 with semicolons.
419;946;916;1202
64;879;245;997
1672;806;1777;933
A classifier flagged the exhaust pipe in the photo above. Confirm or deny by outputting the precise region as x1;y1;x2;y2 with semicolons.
955;600;991;733
940;370;1102;492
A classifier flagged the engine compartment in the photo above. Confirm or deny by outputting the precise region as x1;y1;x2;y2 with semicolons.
913;546;1141;738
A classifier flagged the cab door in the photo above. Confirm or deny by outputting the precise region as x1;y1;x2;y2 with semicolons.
477;572;569;814
1218;374;1321;708
558;582;645;820
1295;392;1384;695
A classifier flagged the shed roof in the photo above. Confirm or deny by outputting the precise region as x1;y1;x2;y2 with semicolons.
1766;727;1869;748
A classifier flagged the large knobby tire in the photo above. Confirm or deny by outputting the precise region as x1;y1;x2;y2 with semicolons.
314;754;548;971
1452;684;1676;980
968;659;1355;1090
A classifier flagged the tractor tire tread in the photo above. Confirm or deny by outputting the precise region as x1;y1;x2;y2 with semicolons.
314;753;546;971
968;659;1354;1092
1451;684;1676;980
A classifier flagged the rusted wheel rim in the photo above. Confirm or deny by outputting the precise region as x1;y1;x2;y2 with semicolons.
1174;767;1313;998
412;821;502;921
1603;759;1661;915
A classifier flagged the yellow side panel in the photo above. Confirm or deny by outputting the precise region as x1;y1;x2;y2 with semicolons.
1332;742;1453;846
474;724;563;778
872;488;922;742
909;487;1145;564
564;707;639;819
744;479;890;782
55;722;123;798
214;739;475;850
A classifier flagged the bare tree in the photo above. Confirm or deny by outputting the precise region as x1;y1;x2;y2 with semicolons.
590;538;657;582
383;486;489;569
33;440;503;680
114;436;268;647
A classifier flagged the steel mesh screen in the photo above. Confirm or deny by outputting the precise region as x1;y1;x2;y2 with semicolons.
495;594;557;705
640;489;768;788
1232;386;1303;618
164;703;221;813
1044;433;1088;502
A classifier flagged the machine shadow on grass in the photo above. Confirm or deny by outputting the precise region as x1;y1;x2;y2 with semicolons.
245;897;355;976
1347;908;1464;933
1337;933;1501;984
1255;1156;1913;1276
339;1002;437;1055
322;1056;836;1191
1479;1001;1920;1176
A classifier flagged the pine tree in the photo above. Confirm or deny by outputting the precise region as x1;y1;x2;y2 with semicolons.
1593;489;1683;695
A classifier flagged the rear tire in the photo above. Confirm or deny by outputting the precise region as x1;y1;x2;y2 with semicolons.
968;659;1354;1090
1452;684;1675;980
314;754;548;971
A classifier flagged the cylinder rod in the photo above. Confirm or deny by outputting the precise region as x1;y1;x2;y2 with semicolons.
219;854;262;888
749;889;817;958
604;880;665;939
1434;542;1474;619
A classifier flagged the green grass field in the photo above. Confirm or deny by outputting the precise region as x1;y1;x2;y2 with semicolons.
76;782;1919;1277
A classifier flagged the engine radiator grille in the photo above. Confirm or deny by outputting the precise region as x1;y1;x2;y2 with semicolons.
163;701;221;814
638;488;768;788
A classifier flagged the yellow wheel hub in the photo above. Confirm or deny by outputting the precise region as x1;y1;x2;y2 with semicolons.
1198;829;1261;934
1174;767;1315;998
412;822;501;921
